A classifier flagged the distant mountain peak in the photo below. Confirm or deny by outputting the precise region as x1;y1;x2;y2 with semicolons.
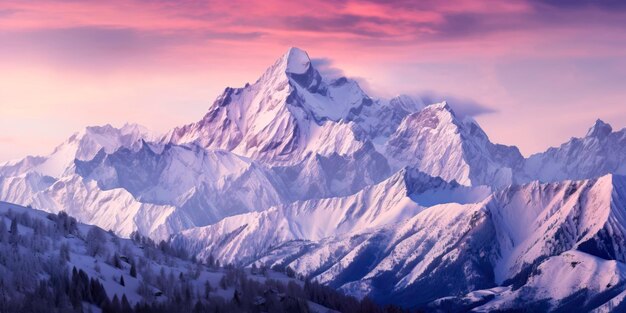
522;118;626;184
435;100;451;110
385;99;523;187
586;119;612;138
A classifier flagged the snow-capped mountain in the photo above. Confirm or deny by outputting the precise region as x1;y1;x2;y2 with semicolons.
385;102;524;187
4;47;626;311
163;47;375;166
522;119;626;183
0;123;155;207
0;123;154;178
161;47;400;200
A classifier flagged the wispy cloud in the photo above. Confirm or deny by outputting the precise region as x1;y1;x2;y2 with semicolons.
311;58;346;79
0;8;18;17
417;92;497;118
2;0;626;60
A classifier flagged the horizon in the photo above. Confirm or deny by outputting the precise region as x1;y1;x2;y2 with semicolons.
2;0;626;161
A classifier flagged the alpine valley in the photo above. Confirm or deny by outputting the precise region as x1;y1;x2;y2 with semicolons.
3;47;626;312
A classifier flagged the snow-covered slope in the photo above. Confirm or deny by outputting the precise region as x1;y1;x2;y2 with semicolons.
487;174;626;283
0;201;345;313
173;193;494;307
171;174;626;310
348;94;427;140
473;251;626;312
78;143;285;218
432;251;626;312
385;174;626;308
272;139;391;200
30;175;180;239
171;167;491;266
0;172;56;205
406;174;626;309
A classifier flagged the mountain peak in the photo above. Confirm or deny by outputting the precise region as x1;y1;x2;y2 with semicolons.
282;47;311;74
586;119;612;138
420;101;457;124
429;100;454;113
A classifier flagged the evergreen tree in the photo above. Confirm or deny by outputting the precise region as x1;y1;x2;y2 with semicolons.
204;280;212;299
206;254;215;268
60;243;71;262
121;294;132;313
0;218;7;243
130;261;137;278
90;278;109;305
9;218;18;245
120;275;125;286
219;276;227;290
193;301;205;313
233;289;241;305
112;253;122;269
86;227;107;256
109;295;121;313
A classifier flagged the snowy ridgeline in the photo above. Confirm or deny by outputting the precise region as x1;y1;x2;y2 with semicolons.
0;201;399;313
169;174;626;312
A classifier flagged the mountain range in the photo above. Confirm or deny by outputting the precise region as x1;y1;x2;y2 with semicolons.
3;47;626;311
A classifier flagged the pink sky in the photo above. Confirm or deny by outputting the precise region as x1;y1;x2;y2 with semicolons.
1;0;626;161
